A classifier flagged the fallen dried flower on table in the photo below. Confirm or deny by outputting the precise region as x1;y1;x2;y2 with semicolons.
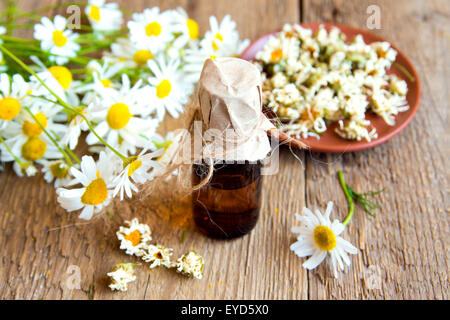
110;218;205;291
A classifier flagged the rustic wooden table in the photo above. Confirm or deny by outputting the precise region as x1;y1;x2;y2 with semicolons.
0;0;448;300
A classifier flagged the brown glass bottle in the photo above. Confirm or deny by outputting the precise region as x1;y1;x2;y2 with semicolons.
192;161;262;239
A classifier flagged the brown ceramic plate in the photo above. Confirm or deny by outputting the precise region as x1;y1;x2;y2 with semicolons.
240;23;421;153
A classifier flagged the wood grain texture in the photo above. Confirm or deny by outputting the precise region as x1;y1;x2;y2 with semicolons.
0;0;448;300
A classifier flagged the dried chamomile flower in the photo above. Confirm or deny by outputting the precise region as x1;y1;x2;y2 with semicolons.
141;244;174;269
107;263;137;292
176;251;204;279
116;218;152;257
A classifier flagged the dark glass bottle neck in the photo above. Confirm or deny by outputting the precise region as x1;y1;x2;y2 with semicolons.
193;160;262;190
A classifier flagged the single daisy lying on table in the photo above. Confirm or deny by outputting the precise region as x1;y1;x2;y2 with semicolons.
290;201;358;278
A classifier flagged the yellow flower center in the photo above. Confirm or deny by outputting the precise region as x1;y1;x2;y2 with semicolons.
81;171;108;205
145;21;162;37
128;159;142;176
106;102;131;130
156;79;172;99
270;49;283;62
133;49;153;65
0;97;21;120
100;79;112;88
313;225;337;251
88;5;101;22
50;161;69;178
209;55;217;59
21;136;47;161
186;18;199;39
124;230;142;246
22;112;47;137
48;66;72;90
52;30;68;47
212;33;223;51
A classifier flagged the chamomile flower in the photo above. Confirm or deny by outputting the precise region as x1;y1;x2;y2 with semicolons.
107;38;155;69
290;201;358;278
40;160;73;187
146;57;191;120
116;218;152;256
0;104;65;163
0;73;33;128
182;46;219;83
85;0;123;32
170;8;200;48
127;7;174;54
29;56;80;107
142;244;174;269
56;151;117;220
200;15;249;57
113;147;164;200
175;251;205;279
107;263;137;292
33;15;80;65
85;74;159;155
76;60;123;104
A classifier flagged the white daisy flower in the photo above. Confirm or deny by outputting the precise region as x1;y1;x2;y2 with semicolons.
29;56;80;107
169;8;199;49
142;244;174;269
106;38;155;69
113;147;164;200
127;7;174;54
76;60;123;105
85;74;159;155
176;251;205;279
116;218;152;257
0;103;65;163
290;201;358;278
56;151;117;220
200;15;249;57
107;263;137;292
33;15;80;65
182;46;219;83
0;73;33;128
85;0;123;32
40;160;73;187
146;56;191;120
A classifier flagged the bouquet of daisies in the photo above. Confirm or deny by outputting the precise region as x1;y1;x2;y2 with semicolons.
0;0;249;220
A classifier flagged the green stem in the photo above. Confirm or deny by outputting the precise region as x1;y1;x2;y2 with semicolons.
393;62;415;82
24;107;73;167
338;170;354;226
0;45;127;161
0;135;23;165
